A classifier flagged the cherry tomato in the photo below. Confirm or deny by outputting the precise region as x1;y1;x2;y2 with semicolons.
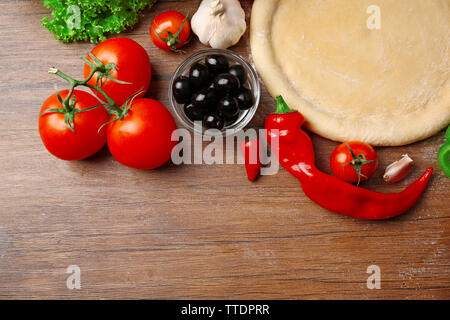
150;11;191;52
330;141;378;184
84;38;151;106
107;99;178;170
39;90;109;161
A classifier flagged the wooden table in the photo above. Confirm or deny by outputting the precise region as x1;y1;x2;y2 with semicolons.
0;0;448;299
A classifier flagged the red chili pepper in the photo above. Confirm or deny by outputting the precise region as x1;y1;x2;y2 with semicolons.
265;96;433;220
241;138;262;181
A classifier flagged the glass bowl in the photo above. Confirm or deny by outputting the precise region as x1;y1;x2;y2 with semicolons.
169;49;260;137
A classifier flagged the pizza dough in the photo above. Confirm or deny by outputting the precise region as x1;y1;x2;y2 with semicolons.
250;0;450;146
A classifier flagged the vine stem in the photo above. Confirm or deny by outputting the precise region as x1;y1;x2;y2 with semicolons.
45;53;139;133
48;66;122;113
84;84;121;112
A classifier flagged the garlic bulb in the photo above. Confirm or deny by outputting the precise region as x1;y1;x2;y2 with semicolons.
191;0;246;49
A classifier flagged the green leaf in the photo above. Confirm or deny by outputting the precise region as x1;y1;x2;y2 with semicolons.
41;0;158;43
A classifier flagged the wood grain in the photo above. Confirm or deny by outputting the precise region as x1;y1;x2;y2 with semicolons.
0;0;448;299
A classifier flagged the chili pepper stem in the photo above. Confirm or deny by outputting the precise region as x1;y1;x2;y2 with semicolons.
275;96;295;114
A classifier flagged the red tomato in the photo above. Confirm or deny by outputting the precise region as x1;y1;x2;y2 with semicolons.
39;90;109;161
330;141;378;184
107;99;178;170
150;11;191;52
84;38;151;106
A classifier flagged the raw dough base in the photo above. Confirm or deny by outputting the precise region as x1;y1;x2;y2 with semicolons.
250;0;450;146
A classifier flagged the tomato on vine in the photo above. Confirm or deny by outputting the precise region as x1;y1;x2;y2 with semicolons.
83;37;151;106
106;98;178;170
330;141;378;185
39;90;109;161
150;11;191;52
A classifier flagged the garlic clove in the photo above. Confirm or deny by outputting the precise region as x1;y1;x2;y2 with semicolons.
383;154;414;183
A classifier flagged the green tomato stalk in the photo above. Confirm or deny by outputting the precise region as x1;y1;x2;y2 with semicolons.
43;53;138;133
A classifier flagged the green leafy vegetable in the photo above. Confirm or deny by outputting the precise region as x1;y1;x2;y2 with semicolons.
41;0;157;43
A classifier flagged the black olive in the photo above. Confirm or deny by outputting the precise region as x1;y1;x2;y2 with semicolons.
225;113;240;126
192;89;214;109
203;113;224;130
218;96;239;119
184;103;204;122
229;65;247;85
189;63;210;89
205;87;219;110
214;73;240;96
173;76;194;104
205;55;229;75
236;88;254;110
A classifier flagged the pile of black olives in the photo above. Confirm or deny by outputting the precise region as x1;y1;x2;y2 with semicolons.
172;54;255;130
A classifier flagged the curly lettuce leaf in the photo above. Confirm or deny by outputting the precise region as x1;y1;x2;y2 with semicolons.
42;0;157;43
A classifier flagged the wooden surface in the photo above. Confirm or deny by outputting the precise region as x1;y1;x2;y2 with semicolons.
0;0;449;300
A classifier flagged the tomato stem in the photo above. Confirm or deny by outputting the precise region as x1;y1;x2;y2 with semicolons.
46;53;141;132
344;143;376;186
48;54;126;114
152;13;190;52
